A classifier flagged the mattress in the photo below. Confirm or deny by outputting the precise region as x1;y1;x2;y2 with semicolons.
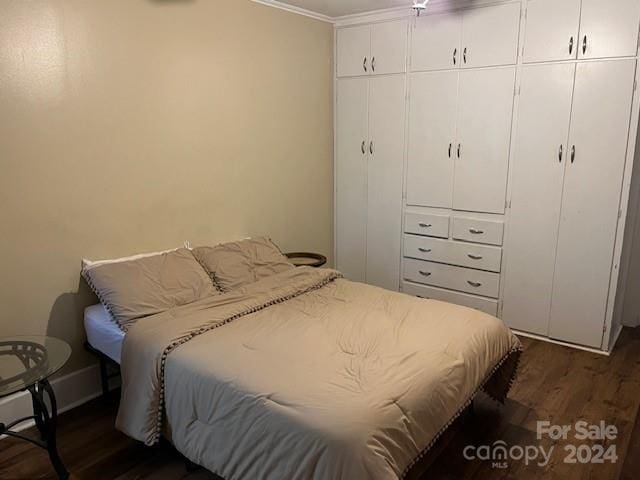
84;304;124;363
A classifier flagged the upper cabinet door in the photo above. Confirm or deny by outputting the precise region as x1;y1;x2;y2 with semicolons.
579;0;640;59
371;21;408;75
411;12;462;72
502;63;575;336
337;25;370;77
461;3;521;69
453;67;516;214
366;75;406;291
407;71;458;209
335;78;369;282
523;0;581;63
550;60;636;348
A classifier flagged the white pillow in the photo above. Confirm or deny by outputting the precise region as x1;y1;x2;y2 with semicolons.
82;241;191;271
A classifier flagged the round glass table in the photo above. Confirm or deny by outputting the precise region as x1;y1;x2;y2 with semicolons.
0;336;71;479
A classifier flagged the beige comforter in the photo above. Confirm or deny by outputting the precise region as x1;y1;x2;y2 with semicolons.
117;267;521;480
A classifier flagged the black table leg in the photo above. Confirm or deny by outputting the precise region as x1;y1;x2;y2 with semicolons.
25;379;69;480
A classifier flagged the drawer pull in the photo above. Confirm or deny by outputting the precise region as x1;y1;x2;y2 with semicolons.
419;270;432;277
418;223;433;228
467;280;482;288
467;254;483;260
469;228;484;235
418;247;432;253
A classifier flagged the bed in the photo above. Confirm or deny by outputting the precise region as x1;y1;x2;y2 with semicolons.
82;238;521;480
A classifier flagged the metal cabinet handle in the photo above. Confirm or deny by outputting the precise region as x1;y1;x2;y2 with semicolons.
448;143;452;158
463;47;467;64
582;35;587;55
418;247;432;253
419;270;432;277
363;57;368;72
569;36;574;55
361;141;366;155
418;222;432;228
571;145;576;164
469;228;484;235
559;144;563;163
468;254;483;260
372;56;376;72
467;280;482;288
453;48;457;65
369;141;374;155
457;144;461;159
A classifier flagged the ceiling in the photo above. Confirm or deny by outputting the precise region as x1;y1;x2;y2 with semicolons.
274;0;412;17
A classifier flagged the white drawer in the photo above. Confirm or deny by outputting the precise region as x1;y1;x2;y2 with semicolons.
402;281;498;316
451;215;504;246
403;235;502;273
403;257;500;298
404;212;449;238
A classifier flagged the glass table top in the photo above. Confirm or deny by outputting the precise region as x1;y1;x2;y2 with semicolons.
0;336;71;398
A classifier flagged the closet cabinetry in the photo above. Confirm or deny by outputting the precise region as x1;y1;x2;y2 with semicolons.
523;0;640;63
335;75;406;291
335;0;640;352
411;3;521;71
502;59;637;348
407;67;516;214
337;21;408;77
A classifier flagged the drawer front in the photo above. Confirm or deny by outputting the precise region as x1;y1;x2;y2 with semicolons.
405;212;449;238
452;216;504;246
403;257;500;298
402;281;498;316
403;235;502;272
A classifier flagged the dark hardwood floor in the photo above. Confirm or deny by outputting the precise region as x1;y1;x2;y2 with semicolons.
1;328;639;480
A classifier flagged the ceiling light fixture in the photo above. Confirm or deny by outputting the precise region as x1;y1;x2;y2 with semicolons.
412;0;429;16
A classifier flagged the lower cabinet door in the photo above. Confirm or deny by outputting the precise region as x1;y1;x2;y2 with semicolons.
501;63;575;336
336;78;369;282
366;75;406;290
453;67;516;214
549;59;636;348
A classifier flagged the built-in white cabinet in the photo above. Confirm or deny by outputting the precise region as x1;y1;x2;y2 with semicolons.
523;0;640;63
503;59;637;348
407;67;515;214
411;3;521;72
335;2;640;353
336;75;405;290
337;21;408;77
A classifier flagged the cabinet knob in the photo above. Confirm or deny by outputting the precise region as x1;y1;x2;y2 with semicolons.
569;36;574;55
467;280;482;288
371;56;376;72
469;228;484;235
361;140;366;155
453;48;457;66
418;247;432;253
448;143;452;158
463;47;468;64
571;145;576;164
582;35;588;55
419;270;432;277
468;254;483;260
559;144;563;163
363;57;368;72
457;144;461;159
369;141;374;155
418;222;432;228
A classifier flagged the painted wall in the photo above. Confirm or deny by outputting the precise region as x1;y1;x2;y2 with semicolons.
0;0;334;373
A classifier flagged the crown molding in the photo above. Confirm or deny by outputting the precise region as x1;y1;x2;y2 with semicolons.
250;0;334;23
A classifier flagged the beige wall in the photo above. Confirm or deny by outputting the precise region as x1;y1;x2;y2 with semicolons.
0;0;334;373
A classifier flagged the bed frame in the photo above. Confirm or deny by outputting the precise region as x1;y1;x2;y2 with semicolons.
83;342;120;398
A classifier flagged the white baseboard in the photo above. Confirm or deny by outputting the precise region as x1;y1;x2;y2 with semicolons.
0;363;120;436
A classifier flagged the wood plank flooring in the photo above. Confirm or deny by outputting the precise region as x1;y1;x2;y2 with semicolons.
1;328;639;480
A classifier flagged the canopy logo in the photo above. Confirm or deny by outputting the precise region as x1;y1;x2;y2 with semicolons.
463;420;618;469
